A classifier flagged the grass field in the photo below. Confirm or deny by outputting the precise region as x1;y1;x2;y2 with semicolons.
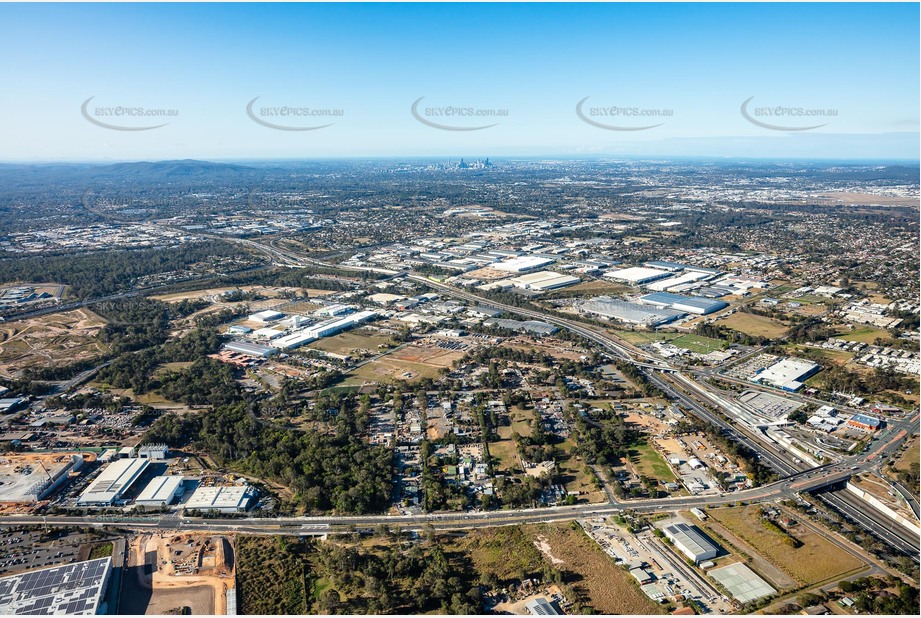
488;408;533;473
88;542;113;560
555;438;606;502
547;280;631;297
307;330;392;355
489;426;521;473
671;333;727;353
715;312;789;338
707;505;866;586
894;436;919;473
787;345;854;366
628;440;677;482
347;356;444;384
835;325;890;344
612;330;679;345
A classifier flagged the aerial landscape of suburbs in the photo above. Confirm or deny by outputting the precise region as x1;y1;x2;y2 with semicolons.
0;1;918;617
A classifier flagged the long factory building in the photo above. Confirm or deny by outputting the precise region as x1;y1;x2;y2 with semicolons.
272;310;377;350
638;291;728;315
663;523;722;564
579;297;685;327
77;457;150;506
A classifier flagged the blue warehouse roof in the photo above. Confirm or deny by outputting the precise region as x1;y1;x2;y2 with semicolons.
639;292;728;314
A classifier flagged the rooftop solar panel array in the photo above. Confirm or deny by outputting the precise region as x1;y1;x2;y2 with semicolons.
0;558;110;615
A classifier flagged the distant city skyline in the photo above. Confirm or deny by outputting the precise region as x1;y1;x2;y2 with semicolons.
0;2;918;161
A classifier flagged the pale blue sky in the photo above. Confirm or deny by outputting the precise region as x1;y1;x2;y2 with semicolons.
0;2;917;161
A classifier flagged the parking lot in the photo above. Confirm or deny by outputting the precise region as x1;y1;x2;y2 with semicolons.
0;528;85;575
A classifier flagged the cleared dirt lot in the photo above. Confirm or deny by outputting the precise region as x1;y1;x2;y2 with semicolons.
121;534;233;616
389;343;466;368
0;308;108;377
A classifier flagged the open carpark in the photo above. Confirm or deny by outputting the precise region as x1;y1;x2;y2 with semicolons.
0;308;108;377
738;390;803;419
705;505;867;586
0;528;98;576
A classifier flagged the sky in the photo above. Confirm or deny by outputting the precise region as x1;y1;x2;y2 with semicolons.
0;2;918;161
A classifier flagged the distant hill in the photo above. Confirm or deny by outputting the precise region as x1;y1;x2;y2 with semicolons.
89;159;258;181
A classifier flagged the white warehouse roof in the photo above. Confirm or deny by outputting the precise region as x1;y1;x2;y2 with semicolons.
78;458;149;505
603;266;672;285
135;475;185;506
495;255;555;273
185;485;253;512
663;523;721;563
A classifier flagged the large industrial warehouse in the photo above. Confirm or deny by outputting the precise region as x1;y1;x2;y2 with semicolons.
494;255;555;273
579;297;685;327
663;523;722;563
754;357;821;392
184;485;255;513
638;292;728;315
603;266;672;285
77;458;149;506
134;475;186;508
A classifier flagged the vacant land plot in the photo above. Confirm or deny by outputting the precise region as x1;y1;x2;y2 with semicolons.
307;330;392;356
671;333;727;353
707;505;865;586
452;524;662;614
716;313;789;338
787;345;854;366
548;280;631;296
836;325;890;344
390;343;465;368
554;439;606;502
348;357;444;384
0;308;108;376
628;440;677;482
526;525;663;614
612;330;679;345
490;427;521;474
894;436;919;474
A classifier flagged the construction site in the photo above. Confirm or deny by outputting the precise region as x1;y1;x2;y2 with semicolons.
121;533;235;615
0;452;91;508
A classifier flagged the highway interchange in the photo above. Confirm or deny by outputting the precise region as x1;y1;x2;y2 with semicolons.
2;236;918;564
